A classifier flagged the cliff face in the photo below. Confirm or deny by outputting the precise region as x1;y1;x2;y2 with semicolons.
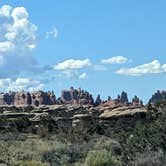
0;103;147;132
60;87;94;105
0;91;56;106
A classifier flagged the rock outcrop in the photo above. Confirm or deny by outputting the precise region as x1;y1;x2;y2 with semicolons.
61;87;94;105
94;95;102;106
0;103;147;131
99;105;147;126
101;92;143;109
100;99;125;110
0;91;56;106
0;88;145;107
0;89;162;134
149;90;166;104
99;106;147;120
0;92;14;105
132;96;143;106
117;91;128;103
31;91;56;106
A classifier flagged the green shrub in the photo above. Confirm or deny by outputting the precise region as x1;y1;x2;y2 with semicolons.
94;136;121;156
42;143;90;165
84;150;120;166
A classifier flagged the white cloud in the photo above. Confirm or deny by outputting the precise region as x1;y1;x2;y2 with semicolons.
116;60;166;76
0;41;14;52
79;72;88;79
0;78;44;92
12;6;28;21
0;5;38;77
54;59;91;79
46;27;58;39
101;56;128;64
0;5;12;16
5;32;16;40
54;59;91;70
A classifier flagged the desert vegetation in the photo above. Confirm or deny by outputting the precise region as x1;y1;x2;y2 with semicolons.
0;102;166;165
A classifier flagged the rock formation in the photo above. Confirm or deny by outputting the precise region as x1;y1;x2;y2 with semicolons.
132;96;143;106
31;91;56;106
94;94;102;106
0;88;145;107
108;96;111;101
117;91;128;103
0;102;147;130
149;90;166;104
101;92;144;108
61;87;94;105
0;91;56;106
0;92;15;105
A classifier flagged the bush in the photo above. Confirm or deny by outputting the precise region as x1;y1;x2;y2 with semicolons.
94;136;121;156
84;150;120;166
42;143;90;166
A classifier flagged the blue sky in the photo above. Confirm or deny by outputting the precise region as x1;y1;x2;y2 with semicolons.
0;0;166;102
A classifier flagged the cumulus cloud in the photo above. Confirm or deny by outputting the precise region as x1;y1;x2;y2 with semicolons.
0;78;44;92
79;72;88;79
54;59;91;79
101;56;128;64
54;59;91;70
116;60;166;76
46;27;58;39
0;5;38;77
0;5;12;16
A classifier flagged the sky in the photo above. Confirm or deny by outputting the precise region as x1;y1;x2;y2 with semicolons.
0;0;166;103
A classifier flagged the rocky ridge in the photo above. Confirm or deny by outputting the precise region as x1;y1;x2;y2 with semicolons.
1;88;165;132
0;87;143;107
0;91;56;106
